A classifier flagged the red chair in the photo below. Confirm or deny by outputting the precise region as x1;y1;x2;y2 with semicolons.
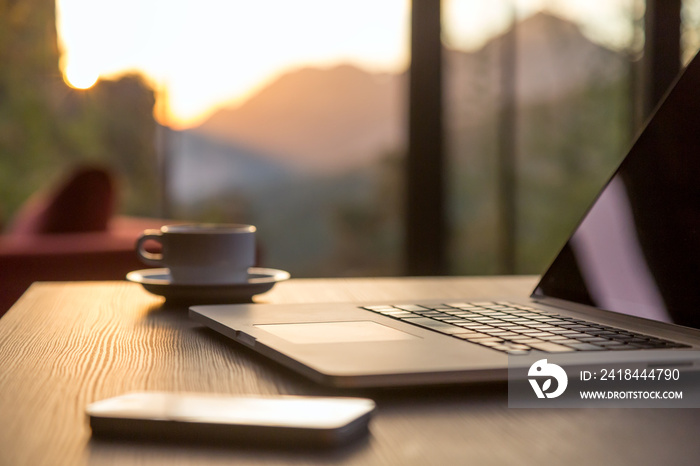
0;166;167;317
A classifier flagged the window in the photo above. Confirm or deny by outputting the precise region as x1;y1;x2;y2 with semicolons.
1;1;691;279
444;0;642;275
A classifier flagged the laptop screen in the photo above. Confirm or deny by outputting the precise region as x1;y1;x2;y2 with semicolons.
533;52;700;330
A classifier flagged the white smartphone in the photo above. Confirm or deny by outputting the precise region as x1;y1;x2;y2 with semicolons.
87;392;376;447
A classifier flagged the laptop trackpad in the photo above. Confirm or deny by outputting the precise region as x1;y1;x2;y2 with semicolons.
255;321;418;344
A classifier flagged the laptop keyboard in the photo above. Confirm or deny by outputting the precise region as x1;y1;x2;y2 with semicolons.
362;302;690;355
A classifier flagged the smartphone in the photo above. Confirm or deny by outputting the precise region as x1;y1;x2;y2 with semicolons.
87;392;375;447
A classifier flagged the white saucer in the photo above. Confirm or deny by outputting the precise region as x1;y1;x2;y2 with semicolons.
126;267;290;304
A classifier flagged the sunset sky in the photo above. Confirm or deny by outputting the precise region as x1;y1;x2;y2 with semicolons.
55;0;637;129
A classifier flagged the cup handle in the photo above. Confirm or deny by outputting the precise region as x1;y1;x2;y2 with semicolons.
136;230;164;266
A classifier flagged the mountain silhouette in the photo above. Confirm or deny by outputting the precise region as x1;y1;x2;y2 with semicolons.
195;64;402;172
193;12;625;173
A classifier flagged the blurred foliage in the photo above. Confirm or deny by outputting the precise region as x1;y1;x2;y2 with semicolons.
449;76;630;275
515;78;630;274
324;151;403;276
0;0;158;226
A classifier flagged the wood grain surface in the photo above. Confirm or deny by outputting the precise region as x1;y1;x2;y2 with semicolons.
1;278;699;465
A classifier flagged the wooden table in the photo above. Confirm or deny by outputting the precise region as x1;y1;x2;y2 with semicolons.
1;277;699;465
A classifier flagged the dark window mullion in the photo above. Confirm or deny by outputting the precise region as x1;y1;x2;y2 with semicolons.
406;0;446;275
643;0;682;118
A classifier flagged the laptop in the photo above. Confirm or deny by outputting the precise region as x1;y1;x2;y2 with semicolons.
190;52;700;388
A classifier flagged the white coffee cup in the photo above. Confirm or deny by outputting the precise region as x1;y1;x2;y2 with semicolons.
136;224;256;285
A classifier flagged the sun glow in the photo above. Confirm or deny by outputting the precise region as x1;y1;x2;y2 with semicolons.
55;0;410;129
55;0;633;129
63;61;99;89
